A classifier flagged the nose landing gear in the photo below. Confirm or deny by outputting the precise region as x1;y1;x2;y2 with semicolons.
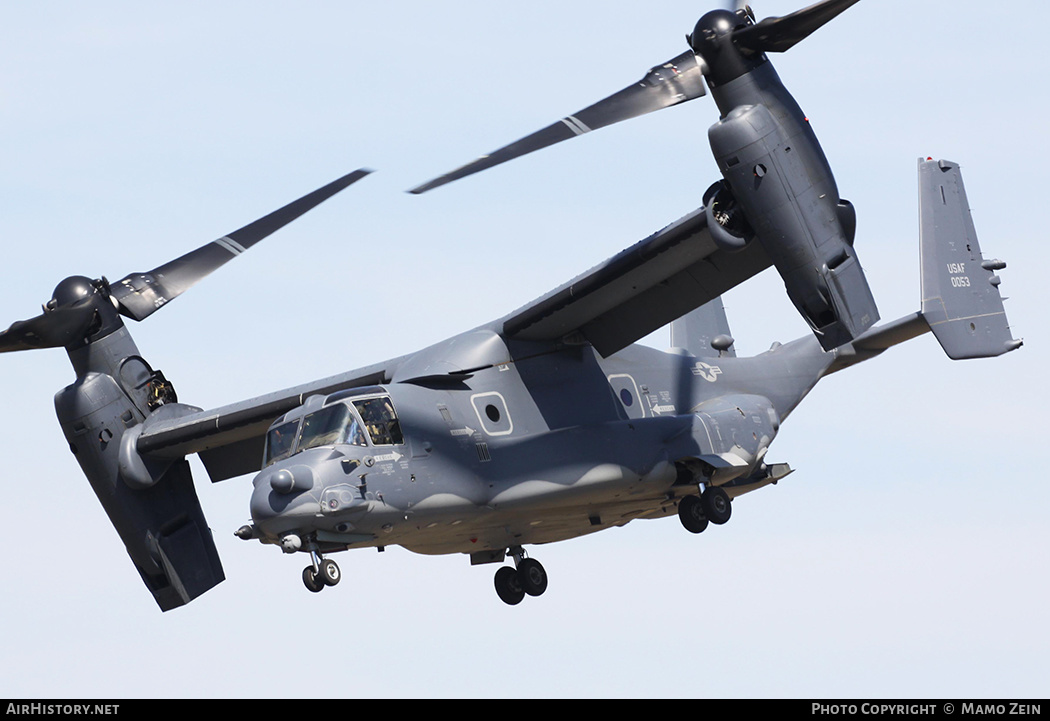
494;547;548;605
302;550;341;593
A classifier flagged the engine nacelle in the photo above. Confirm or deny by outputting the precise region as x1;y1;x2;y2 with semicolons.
708;103;879;350
55;334;224;612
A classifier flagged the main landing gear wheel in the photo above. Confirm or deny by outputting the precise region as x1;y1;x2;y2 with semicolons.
518;558;548;597
702;486;732;525
493;553;549;604
494;566;525;606
678;494;709;534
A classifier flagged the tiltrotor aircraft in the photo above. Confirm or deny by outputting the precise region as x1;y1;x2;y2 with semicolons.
1;0;1022;610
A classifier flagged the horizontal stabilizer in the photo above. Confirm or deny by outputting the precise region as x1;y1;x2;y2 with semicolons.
918;158;1022;359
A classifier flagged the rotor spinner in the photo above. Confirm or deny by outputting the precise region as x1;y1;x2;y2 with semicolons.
47;275;99;309
689;8;765;88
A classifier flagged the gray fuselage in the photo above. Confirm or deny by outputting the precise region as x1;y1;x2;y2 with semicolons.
248;328;831;558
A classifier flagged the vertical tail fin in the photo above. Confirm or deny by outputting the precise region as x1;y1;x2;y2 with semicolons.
670;297;736;358
918;158;1022;359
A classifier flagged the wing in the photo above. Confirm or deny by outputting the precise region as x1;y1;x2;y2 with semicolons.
140;203;770;481
135;356;408;481
499;206;772;356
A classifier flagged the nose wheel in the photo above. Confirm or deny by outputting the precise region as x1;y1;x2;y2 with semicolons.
302;551;341;593
303;565;325;593
494;548;548;605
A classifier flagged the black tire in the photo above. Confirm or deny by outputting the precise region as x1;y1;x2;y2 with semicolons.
320;558;341;586
303;566;325;593
678;494;709;534
518;558;548;597
494;566;525;605
701;486;732;525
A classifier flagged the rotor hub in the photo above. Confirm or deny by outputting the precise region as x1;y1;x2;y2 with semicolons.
48;275;98;310
689;9;746;54
688;8;764;88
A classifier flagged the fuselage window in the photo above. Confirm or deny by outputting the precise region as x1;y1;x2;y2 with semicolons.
352;396;404;446
470;392;513;436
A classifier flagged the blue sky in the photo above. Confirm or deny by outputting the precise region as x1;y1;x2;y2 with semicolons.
1;1;1046;698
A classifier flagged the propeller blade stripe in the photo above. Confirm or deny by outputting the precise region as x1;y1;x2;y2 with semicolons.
214;236;247;256
560;116;592;136
110;169;373;322
408;50;705;193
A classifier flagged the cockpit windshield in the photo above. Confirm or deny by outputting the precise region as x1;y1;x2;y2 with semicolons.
263;403;368;467
263;395;402;467
298;403;367;453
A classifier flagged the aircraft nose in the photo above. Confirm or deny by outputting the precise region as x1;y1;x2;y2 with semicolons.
249;463;320;531
268;464;315;495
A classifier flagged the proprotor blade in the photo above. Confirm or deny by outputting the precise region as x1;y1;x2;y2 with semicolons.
733;0;861;54
112;168;373;321
408;50;706;194
0;297;97;353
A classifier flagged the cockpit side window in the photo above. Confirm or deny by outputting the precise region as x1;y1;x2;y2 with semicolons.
264;419;301;467
352;396;404;446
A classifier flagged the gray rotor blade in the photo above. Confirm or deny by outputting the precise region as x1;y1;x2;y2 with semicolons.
0;298;97;353
733;0;860;54
112;168;373;321
408;50;706;194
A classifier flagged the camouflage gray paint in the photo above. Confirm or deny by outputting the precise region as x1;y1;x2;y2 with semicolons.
232;160;1018;604
1;0;1022;610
